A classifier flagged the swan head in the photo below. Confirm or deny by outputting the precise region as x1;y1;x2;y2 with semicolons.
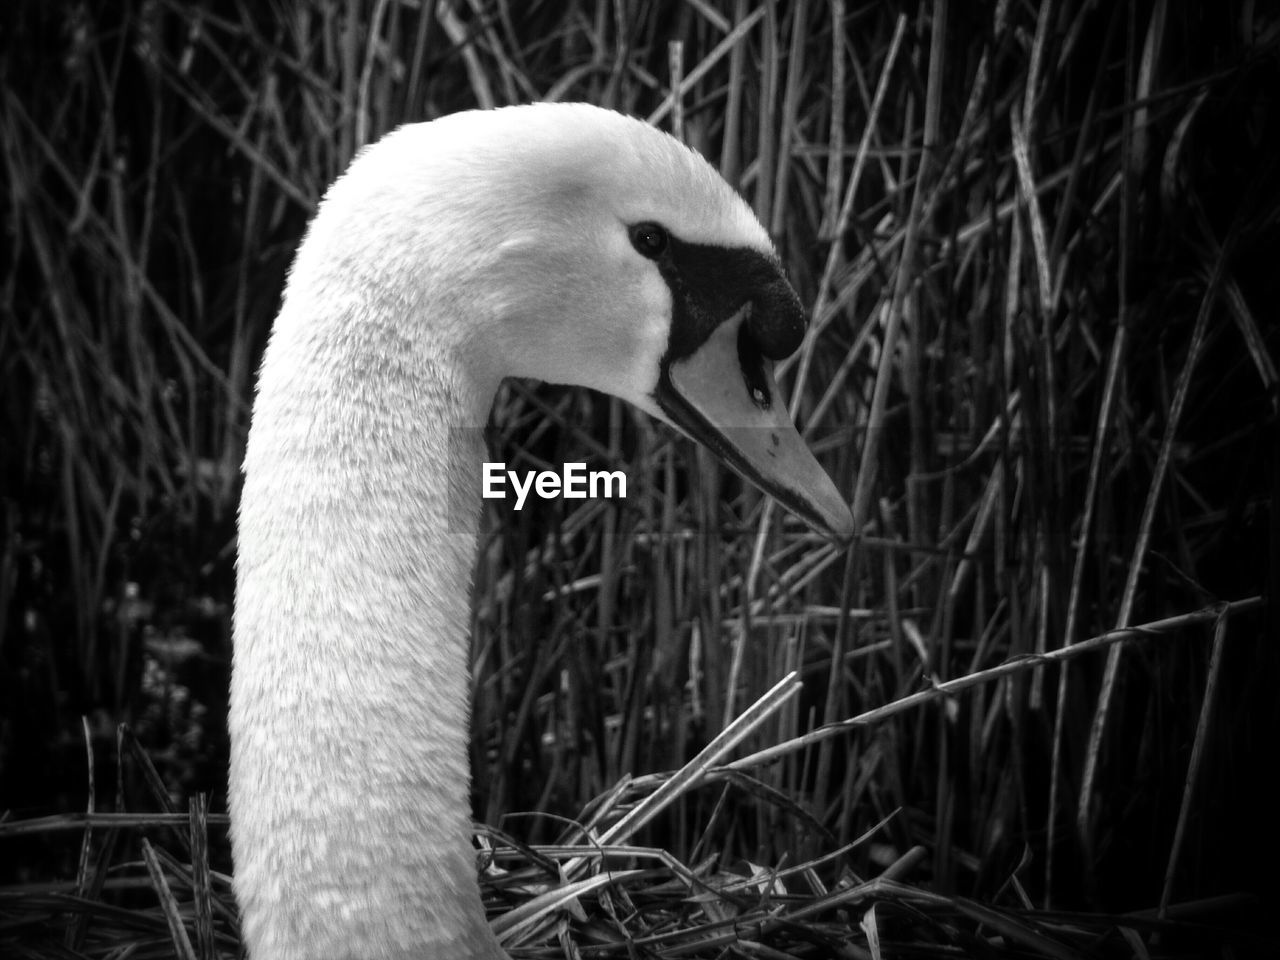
235;103;856;960
303;102;854;541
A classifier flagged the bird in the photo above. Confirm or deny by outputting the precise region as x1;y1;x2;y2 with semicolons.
230;101;854;960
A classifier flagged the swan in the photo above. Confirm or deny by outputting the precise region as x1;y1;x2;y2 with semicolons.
230;102;854;960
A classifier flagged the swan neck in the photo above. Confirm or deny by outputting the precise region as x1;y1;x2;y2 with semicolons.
230;289;507;959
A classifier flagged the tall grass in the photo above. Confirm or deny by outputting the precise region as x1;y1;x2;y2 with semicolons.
2;0;1277;954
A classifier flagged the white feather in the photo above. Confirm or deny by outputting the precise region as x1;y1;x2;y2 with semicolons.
231;102;774;960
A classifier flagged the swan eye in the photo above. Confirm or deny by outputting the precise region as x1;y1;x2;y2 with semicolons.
629;222;668;259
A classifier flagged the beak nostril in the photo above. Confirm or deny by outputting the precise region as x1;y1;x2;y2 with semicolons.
737;318;773;411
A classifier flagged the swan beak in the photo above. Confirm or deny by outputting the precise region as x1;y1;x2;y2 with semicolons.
654;304;856;544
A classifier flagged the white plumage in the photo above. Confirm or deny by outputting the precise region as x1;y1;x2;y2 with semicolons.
231;102;851;959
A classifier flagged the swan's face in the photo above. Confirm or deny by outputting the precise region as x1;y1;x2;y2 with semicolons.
352;104;853;539
456;104;854;540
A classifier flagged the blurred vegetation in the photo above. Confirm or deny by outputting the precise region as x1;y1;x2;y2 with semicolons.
2;0;1279;955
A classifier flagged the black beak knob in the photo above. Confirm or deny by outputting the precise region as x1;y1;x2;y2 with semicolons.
746;278;807;361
